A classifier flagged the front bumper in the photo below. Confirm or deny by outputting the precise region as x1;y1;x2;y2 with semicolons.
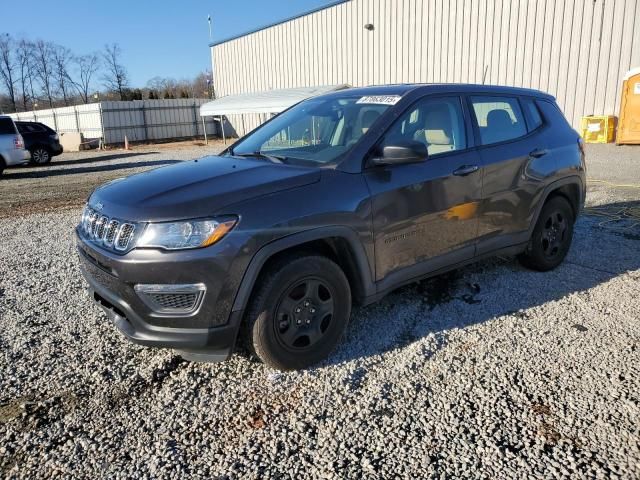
76;229;245;360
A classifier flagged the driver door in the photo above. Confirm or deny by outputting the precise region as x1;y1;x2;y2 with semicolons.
363;95;482;283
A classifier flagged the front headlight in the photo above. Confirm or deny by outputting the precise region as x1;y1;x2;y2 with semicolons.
136;217;238;250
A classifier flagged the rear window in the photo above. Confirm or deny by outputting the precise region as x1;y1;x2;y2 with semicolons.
470;96;528;145
0;118;17;135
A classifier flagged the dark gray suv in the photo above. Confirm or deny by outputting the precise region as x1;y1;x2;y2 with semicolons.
77;84;586;370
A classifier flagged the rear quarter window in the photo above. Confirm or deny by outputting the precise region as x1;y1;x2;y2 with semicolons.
0;118;17;135
523;98;543;131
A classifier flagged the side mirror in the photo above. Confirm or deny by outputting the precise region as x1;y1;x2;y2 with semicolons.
371;140;428;166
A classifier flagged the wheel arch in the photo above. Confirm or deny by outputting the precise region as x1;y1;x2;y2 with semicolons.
231;227;375;314
30;144;51;153
530;176;585;233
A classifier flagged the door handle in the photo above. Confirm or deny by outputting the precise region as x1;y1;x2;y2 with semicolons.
452;165;479;176
529;148;548;158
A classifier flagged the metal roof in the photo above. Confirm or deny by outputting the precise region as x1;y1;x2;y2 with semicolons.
209;0;350;47
199;84;350;117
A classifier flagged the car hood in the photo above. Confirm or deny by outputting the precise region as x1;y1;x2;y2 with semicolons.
89;155;322;222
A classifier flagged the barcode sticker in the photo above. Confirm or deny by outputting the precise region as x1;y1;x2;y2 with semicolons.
356;95;402;105
587;123;601;132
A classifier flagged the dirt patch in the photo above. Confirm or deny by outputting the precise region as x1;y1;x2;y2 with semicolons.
0;146;216;218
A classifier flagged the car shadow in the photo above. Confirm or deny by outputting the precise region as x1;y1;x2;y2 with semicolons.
323;199;640;368
47;151;160;167
5;158;180;180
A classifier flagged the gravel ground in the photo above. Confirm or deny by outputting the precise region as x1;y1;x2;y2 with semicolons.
0;141;225;218
0;144;638;478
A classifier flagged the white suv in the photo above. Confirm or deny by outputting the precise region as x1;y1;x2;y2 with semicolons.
0;115;30;176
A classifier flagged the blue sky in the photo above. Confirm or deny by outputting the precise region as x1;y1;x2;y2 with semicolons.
5;0;335;87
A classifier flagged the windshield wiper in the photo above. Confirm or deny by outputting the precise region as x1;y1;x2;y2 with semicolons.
233;151;288;163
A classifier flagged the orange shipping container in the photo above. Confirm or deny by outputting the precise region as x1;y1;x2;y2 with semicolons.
617;67;640;145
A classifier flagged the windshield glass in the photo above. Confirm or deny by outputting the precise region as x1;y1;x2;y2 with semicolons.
229;95;395;165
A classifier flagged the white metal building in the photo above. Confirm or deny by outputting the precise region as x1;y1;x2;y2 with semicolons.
210;0;640;135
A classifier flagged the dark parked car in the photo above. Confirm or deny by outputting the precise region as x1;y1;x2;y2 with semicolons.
77;84;586;370
15;121;63;164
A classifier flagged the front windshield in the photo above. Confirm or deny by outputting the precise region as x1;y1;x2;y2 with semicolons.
229;95;395;165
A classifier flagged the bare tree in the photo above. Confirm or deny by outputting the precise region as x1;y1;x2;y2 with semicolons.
16;39;35;111
102;43;128;100
52;45;74;106
0;34;17;112
32;40;55;108
71;53;100;103
192;72;210;98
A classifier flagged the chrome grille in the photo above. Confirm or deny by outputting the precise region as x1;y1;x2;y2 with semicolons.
81;207;137;253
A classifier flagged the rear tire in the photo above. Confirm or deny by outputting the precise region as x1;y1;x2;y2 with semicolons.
243;255;351;370
30;147;51;165
519;196;574;271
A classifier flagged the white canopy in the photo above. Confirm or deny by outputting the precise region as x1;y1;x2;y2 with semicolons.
199;84;349;117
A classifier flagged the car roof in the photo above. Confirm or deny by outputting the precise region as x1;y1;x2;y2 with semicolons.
320;83;555;101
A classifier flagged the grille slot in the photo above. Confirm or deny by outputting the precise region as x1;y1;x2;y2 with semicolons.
116;224;135;251
88;211;99;236
95;216;108;240
104;220;119;246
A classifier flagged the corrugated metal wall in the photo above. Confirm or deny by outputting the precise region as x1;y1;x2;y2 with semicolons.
10;103;103;140
10;99;218;145
211;0;640;135
100;99;217;144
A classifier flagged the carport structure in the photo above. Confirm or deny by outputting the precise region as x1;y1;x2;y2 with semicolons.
199;84;349;143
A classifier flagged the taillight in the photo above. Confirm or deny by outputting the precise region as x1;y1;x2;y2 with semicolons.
13;134;24;150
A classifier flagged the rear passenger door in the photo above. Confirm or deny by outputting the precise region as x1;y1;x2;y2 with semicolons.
469;95;553;254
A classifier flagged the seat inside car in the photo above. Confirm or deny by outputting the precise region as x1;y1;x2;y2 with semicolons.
347;109;382;147
482;109;516;144
414;104;455;155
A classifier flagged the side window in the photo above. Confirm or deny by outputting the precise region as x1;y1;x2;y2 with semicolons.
523;98;543;131
0;118;17;134
470;96;527;145
382;96;467;156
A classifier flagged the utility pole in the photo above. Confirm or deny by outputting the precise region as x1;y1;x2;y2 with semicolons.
207;14;216;99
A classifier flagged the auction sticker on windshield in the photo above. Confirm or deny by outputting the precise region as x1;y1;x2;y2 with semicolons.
356;95;402;105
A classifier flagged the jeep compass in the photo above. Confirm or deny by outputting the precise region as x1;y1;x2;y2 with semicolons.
77;84;586;370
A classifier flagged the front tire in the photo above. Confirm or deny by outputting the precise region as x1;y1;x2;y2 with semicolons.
30;147;51;165
519;196;574;271
244;255;351;370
